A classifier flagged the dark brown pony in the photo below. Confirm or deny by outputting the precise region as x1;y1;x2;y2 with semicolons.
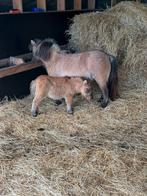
30;38;119;108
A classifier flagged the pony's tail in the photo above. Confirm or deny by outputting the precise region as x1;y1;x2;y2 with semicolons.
30;80;36;97
107;55;119;101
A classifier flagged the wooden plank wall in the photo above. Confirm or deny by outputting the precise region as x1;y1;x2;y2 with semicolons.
12;0;23;12
11;0;142;12
11;0;96;12
74;0;82;10
37;0;47;11
88;0;95;9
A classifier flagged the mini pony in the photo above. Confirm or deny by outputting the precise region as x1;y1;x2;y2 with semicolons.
30;75;91;116
30;38;119;108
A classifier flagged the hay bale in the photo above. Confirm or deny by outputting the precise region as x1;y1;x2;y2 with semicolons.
108;1;147;32
122;35;147;88
67;2;147;89
68;12;123;55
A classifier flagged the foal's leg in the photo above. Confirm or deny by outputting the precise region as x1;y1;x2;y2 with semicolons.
65;95;73;114
31;89;47;117
31;96;43;117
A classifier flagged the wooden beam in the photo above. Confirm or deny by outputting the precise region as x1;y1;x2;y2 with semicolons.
0;53;32;69
12;0;23;12
88;0;95;10
0;53;32;68
0;62;41;79
57;0;65;11
74;0;81;10
37;0;46;11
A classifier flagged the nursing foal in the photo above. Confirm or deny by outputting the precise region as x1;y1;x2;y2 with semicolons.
30;38;119;108
30;75;91;116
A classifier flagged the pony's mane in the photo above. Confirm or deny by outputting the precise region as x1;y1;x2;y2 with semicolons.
41;38;61;51
35;38;61;61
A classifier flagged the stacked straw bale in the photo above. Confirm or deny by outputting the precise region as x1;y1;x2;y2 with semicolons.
67;1;147;89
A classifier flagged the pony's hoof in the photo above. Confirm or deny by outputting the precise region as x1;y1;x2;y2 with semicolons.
100;101;108;108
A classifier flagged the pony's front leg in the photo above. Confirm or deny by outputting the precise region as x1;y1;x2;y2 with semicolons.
95;77;109;108
100;87;109;108
65;95;73;114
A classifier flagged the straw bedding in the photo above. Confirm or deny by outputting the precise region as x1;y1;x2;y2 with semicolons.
67;1;147;89
0;86;146;195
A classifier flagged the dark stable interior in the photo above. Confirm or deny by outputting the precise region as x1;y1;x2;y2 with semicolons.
0;10;92;100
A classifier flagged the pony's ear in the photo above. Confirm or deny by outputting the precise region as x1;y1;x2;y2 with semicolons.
29;39;41;51
31;40;36;46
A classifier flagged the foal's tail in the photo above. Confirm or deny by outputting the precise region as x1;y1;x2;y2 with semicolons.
30;80;36;97
107;55;119;101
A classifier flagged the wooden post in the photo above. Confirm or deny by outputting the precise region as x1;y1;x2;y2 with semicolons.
37;0;46;11
88;0;95;10
74;0;81;10
12;0;23;12
57;0;65;11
